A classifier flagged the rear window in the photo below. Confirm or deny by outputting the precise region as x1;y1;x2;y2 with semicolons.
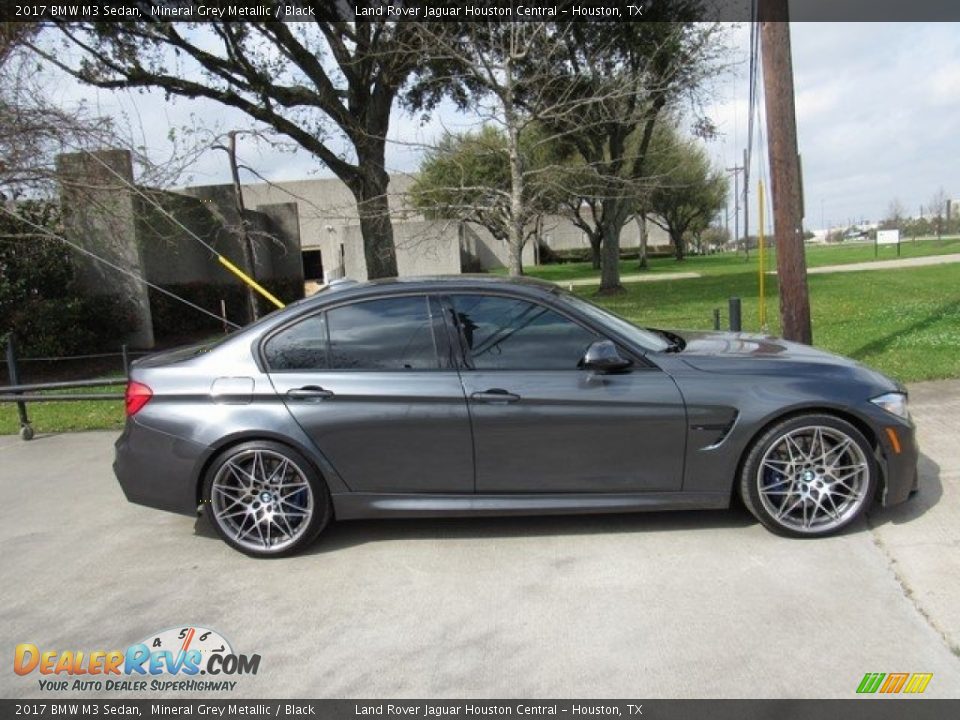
264;296;443;371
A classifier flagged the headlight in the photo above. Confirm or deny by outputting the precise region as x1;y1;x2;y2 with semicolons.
870;392;909;420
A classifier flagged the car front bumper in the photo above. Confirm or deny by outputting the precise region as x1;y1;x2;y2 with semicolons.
875;415;920;507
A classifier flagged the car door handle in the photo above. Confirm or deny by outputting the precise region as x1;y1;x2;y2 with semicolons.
286;385;334;401
471;389;521;404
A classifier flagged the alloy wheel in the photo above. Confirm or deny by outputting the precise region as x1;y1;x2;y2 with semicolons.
756;425;871;534
210;448;315;553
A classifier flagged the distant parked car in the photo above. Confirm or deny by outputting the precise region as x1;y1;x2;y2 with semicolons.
115;276;918;556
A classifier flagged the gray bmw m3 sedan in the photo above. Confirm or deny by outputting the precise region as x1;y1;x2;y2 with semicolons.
114;275;919;557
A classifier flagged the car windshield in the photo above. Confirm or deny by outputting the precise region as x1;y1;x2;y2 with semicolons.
555;292;671;353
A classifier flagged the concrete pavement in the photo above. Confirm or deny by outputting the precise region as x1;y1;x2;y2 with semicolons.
558;251;960;288
563;271;701;287
1;383;958;699
805;252;960;275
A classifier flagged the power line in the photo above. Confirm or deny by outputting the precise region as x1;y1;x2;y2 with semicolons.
0;205;241;330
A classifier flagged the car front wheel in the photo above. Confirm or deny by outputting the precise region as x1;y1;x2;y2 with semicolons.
740;414;877;537
203;441;331;557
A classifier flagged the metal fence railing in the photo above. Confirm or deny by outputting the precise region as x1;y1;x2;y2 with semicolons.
0;337;137;441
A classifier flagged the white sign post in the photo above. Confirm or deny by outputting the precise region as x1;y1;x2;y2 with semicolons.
876;229;901;257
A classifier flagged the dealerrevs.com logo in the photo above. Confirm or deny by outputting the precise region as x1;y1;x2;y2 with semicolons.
14;626;260;693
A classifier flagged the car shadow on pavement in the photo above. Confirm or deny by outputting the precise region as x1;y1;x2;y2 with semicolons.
192;503;758;551
191;456;940;553
866;452;942;529
293;505;761;555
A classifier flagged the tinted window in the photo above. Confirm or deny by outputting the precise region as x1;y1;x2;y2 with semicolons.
264;296;442;371
264;314;327;370
327;296;439;370
451;294;597;370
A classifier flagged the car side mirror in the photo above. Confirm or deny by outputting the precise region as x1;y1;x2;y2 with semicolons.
580;340;633;373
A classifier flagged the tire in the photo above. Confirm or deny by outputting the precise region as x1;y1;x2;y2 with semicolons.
202;440;331;557
739;414;877;538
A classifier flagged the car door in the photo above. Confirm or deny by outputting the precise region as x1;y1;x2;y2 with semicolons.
263;294;474;494
447;293;687;494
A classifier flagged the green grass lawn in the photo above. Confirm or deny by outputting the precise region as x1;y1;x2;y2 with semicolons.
511;235;960;284
1;383;125;436
3;258;958;435
582;263;960;383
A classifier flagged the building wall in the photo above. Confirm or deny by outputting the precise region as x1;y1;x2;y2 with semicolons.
460;223;536;270
342;220;462;280
240;174;418;279
538;213;672;252
56;149;155;348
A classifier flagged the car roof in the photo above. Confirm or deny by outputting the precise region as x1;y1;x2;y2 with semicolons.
318;274;561;298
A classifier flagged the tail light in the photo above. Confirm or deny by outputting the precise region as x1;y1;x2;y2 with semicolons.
125;381;153;416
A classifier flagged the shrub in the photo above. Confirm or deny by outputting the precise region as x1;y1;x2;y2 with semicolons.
148;277;305;339
4;295;139;357
1;202;139;356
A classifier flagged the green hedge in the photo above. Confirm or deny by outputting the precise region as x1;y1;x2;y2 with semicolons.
3;295;140;357
539;246;675;264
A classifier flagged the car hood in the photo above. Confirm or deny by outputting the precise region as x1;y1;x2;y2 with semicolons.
671;330;899;390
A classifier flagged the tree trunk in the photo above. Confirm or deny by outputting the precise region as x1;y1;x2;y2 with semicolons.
507;236;523;276
506;122;525;277
636;213;649;270
672;229;685;261
589;235;602;269
598;221;624;294
354;166;398;279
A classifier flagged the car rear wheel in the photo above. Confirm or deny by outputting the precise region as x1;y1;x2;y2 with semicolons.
203;441;331;557
740;414;877;537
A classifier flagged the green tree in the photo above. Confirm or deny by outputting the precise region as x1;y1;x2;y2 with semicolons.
647;134;728;261
0;201;138;356
410;125;565;275
534;14;726;292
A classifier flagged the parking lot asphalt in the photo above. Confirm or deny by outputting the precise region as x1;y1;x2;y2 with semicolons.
2;381;959;699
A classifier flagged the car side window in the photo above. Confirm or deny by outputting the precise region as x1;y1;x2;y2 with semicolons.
327;296;440;370
263;314;328;370
450;294;598;370
264;296;443;371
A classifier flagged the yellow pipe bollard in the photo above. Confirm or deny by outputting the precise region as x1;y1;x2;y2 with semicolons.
217;256;286;310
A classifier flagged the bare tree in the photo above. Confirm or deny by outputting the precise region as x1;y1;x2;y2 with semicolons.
409;18;724;288
0;38;268;340
535;19;727;293
27;10;442;279
408;23;582;276
929;187;949;243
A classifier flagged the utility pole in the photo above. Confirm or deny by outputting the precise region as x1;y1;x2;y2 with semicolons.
726;164;743;256
760;0;812;344
224;130;260;322
742;148;750;259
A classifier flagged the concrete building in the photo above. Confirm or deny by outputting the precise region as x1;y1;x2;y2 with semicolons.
238;173;670;282
58;150;671;347
58;151;305;348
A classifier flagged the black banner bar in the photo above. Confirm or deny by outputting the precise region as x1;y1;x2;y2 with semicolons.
4;700;960;720
1;0;959;23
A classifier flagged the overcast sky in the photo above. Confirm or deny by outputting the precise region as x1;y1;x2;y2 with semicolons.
45;22;960;232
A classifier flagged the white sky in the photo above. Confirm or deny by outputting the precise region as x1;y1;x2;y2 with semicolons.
44;22;960;232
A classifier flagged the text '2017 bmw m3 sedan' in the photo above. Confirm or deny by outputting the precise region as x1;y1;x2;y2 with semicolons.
114;276;918;557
